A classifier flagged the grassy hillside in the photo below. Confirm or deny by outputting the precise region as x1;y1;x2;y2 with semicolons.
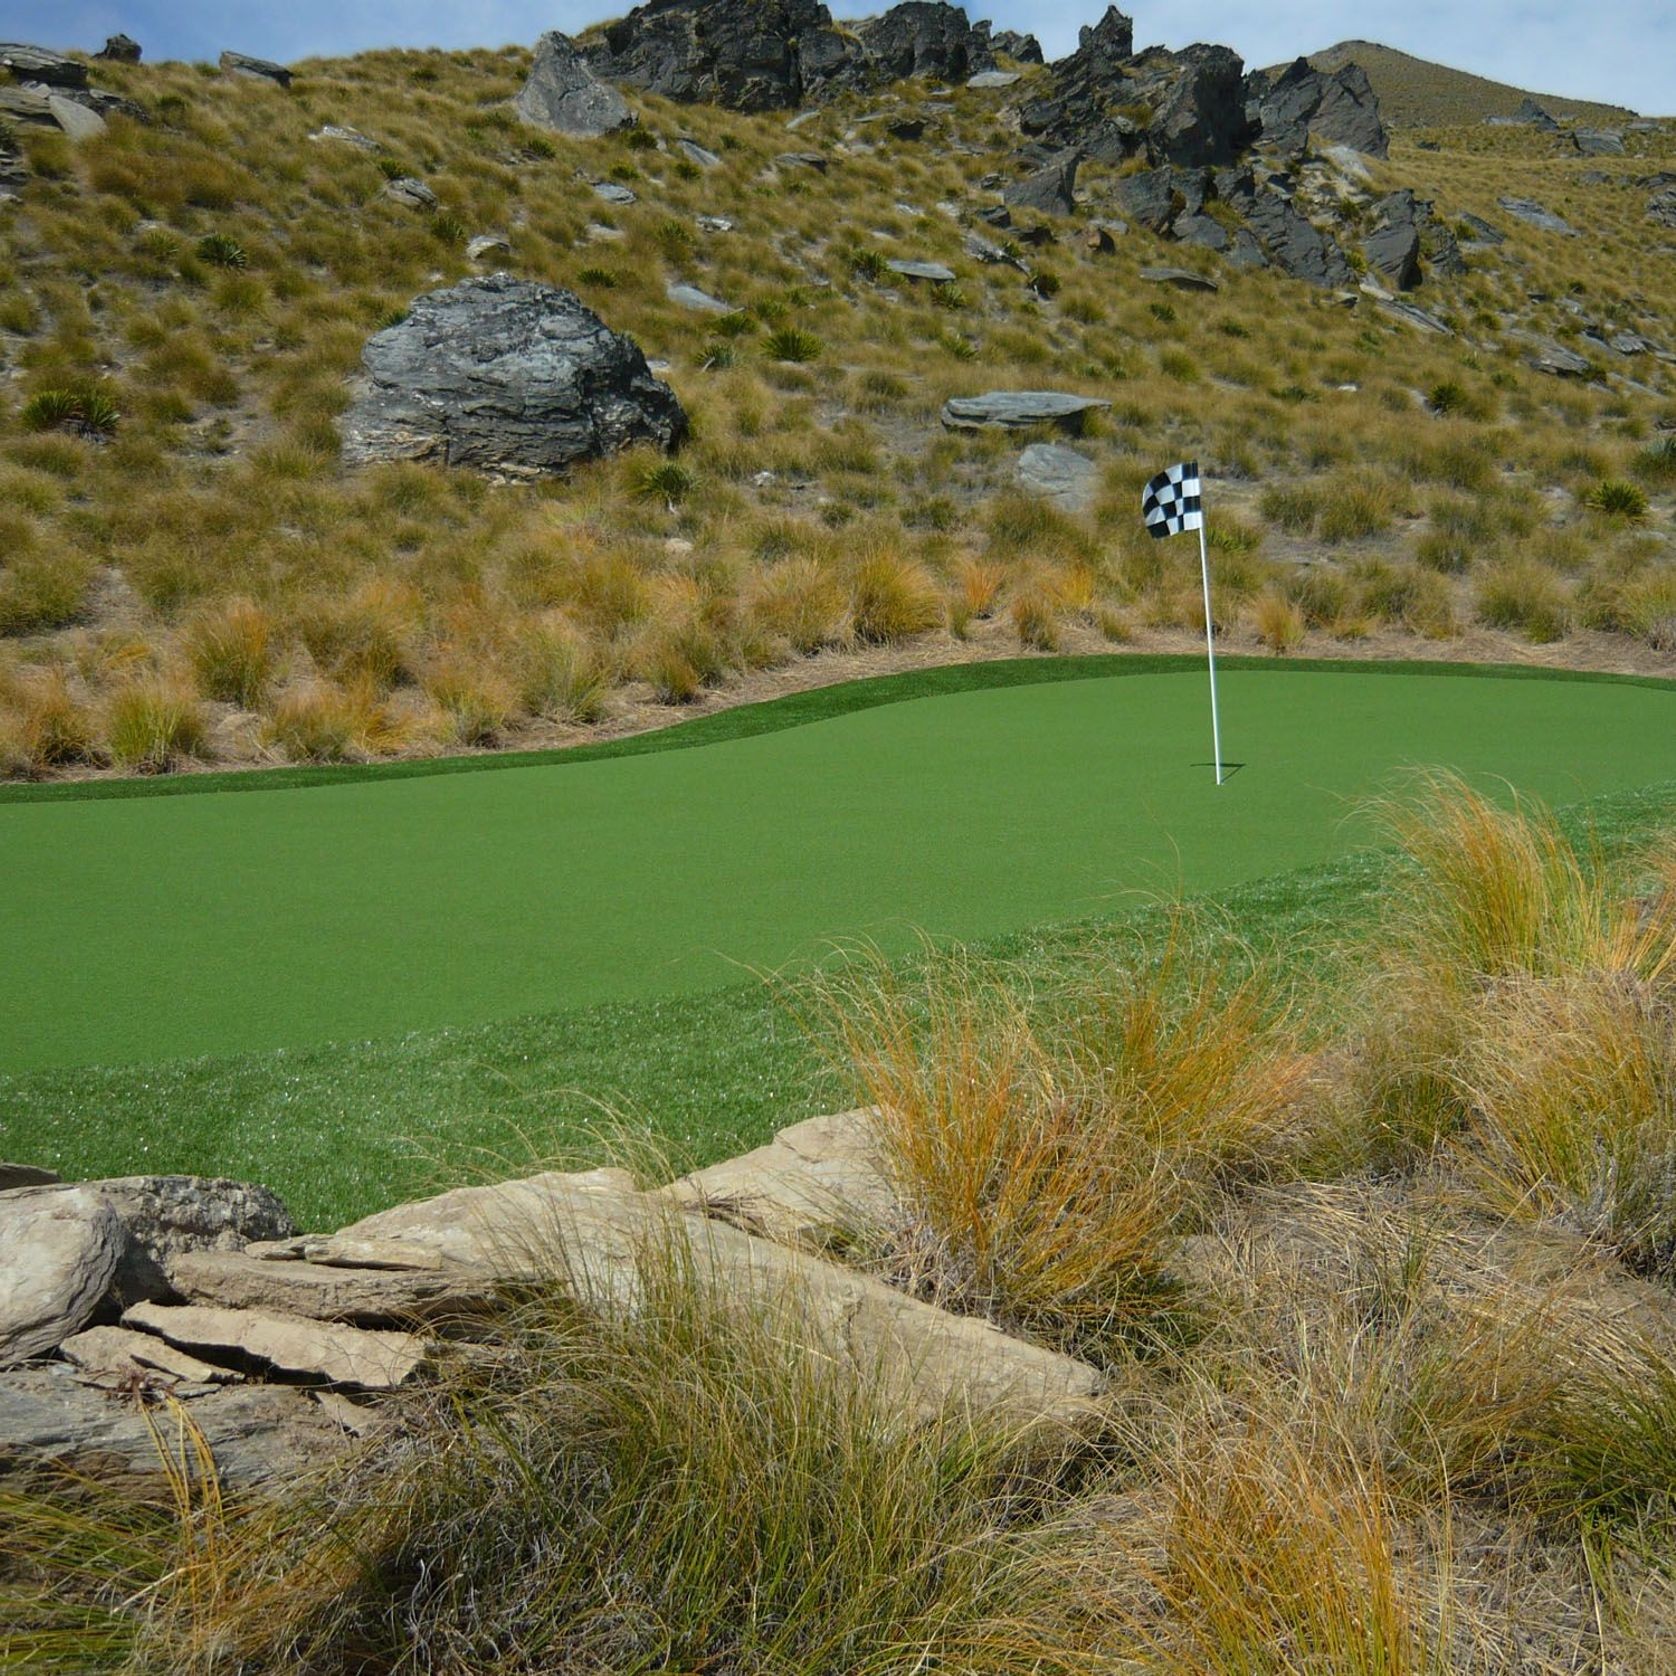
1300;40;1643;129
0;43;1672;787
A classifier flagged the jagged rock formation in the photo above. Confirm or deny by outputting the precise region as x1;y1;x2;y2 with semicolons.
0;41;145;137
340;275;688;477
584;0;996;111
516;30;635;136
96;34;142;63
1247;56;1388;159
991;29;1042;64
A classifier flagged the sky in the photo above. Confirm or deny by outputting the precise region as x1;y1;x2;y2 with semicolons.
4;2;1670;116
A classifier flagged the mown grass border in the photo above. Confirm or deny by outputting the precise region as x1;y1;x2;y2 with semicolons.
5;653;1674;805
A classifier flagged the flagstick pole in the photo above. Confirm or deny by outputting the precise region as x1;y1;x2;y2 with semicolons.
1196;515;1224;787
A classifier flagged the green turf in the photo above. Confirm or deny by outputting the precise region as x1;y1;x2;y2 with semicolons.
4;661;1676;1075
6;776;1675;1231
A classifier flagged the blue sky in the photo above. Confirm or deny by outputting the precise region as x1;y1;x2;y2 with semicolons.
6;2;1670;115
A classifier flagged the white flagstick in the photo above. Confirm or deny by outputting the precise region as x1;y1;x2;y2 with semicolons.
1195;509;1225;787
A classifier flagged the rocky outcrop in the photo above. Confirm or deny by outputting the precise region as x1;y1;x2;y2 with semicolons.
220;51;292;87
1490;96;1558;130
0;44;87;87
991;29;1042;64
96;34;142;63
1249;56;1388;159
340;275;688;478
515;30;635;136
1649;186;1676;230
585;0;997;110
1218;169;1351;286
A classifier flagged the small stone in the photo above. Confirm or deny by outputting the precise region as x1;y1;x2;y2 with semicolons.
1497;196;1577;236
774;151;828;173
384;176;438;210
592;180;638;205
310;124;378;151
467;233;512;262
219;50;292;88
1140;266;1219;292
887;117;925;141
966;70;1020;89
885;258;957;282
695;214;734;233
124;1301;428;1389
666;281;737;313
677;138;722;168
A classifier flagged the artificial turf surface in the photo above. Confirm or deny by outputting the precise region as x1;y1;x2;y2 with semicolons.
4;658;1676;1078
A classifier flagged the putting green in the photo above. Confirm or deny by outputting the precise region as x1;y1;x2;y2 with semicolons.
3;660;1675;1073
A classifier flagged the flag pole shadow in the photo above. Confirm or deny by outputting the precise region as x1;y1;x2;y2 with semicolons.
1193;761;1247;778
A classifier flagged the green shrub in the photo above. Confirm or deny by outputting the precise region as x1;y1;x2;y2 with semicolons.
763;326;822;363
195;232;249;269
1583;479;1649;519
20;385;120;438
1475;563;1573;642
634;458;698;503
849;246;888;282
1259;484;1319;535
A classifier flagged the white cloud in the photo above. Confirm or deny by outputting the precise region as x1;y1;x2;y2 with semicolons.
3;2;1668;114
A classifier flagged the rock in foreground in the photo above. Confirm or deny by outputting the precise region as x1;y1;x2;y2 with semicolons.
340;275;688;477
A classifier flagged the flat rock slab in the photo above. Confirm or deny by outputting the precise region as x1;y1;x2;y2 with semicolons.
45;94;103;139
774;151;828;172
1497;196;1576;236
1016;442;1098;512
342;1165;1102;1428
1140;266;1219;292
0;1186;124;1367
592;180;637;205
666;281;737;313
168;1248;495;1325
125;1301;428;1389
310;124;378;150
0;44;88;86
467;233;511;261
941;391;1111;433
0;1363;348;1487
1378;298;1453;335
59;1324;239;1387
384;176;437;209
662;1109;896;1248
247;1234;449;1270
886;258;957;282
966;70;1020;89
677;138;722;167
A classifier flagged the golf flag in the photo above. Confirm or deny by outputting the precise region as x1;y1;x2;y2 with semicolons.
1141;461;1203;539
1141;461;1224;786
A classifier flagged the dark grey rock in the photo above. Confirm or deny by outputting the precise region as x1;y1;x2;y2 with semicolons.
991;30;1042;64
976;203;1012;228
1173;212;1228;251
1220;171;1350;286
1003;147;1078;215
1109;165;1179;233
1016;442;1097;511
1361;188;1423;290
0;44;88;87
852;3;995;86
886;115;925;140
1572;128;1624;157
1250;56;1387;160
775;150;828;172
384;176;438;210
1459;211;1505;245
516;31;635;137
1498;196;1576;235
341;274;687;478
1378;299;1452;336
1423;218;1465;277
220;50;292;87
1514;332;1592;375
1509;96;1557;130
1141;44;1253;167
941;390;1110;431
95;34;142;63
1646;187;1676;230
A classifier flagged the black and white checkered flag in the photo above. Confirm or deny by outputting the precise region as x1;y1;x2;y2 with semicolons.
1141;461;1203;539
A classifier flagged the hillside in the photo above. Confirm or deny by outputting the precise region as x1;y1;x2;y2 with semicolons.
1299;40;1642;130
0;7;1672;787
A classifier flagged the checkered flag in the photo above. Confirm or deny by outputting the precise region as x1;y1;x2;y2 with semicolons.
1141;461;1203;539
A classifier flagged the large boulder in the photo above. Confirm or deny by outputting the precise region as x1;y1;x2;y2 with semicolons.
515;31;635;137
1251;56;1387;159
95;34;142;63
851;2;995;85
1138;44;1253;167
1361;188;1424;289
0;1187;125;1367
340;274;688;478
